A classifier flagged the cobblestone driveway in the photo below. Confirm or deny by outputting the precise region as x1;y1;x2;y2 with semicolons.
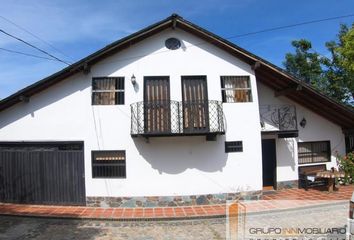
0;202;348;240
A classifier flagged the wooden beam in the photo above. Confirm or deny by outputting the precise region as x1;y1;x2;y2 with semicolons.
255;72;285;92
256;70;289;89
286;92;353;128
83;63;90;74
18;95;30;103
256;70;353;128
172;18;177;29
251;61;261;71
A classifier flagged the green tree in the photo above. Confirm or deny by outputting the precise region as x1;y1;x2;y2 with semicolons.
283;39;325;86
337;24;354;73
283;24;354;105
325;24;354;103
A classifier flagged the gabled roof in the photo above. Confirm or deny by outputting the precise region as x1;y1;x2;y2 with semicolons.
0;14;353;130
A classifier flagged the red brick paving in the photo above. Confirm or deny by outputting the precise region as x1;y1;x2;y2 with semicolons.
0;185;352;220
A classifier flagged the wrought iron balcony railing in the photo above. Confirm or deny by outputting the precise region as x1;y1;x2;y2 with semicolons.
131;100;225;137
259;105;298;134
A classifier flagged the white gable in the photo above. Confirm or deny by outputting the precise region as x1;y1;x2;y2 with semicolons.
0;28;264;197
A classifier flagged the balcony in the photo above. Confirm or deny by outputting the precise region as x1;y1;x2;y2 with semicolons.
259;104;298;138
131;100;225;139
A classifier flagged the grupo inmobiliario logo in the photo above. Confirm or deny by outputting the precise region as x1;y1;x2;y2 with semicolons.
226;200;347;240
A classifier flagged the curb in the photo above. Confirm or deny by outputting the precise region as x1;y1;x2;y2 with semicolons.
0;213;227;222
0;200;347;221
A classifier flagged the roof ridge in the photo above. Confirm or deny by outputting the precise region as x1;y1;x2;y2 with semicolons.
170;13;182;19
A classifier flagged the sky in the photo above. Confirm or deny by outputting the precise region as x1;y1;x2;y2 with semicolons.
0;0;353;99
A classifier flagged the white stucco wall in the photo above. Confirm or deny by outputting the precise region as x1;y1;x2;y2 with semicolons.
0;29;263;197
257;82;346;183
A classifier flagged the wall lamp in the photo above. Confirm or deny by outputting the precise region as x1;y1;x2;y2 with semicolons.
300;117;307;128
131;74;137;86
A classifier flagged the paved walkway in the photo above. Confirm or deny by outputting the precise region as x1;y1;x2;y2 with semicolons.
0;185;352;220
0;202;349;239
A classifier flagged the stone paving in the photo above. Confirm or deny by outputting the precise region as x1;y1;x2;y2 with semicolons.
0;202;348;240
0;185;352;220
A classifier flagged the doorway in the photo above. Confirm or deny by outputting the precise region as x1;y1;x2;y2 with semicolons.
181;76;209;134
261;139;277;190
144;76;170;134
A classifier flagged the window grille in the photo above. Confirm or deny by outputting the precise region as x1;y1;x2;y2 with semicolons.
298;141;330;164
92;77;124;105
221;76;252;103
92;150;126;178
225;141;243;153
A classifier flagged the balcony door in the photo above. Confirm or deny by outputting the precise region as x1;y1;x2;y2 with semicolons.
182;76;209;133
144;76;170;134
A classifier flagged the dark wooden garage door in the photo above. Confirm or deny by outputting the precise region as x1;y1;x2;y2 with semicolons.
0;142;86;206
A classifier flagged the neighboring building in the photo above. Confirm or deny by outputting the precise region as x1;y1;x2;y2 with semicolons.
0;14;353;207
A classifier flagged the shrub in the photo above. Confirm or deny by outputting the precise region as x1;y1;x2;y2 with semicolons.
337;151;354;184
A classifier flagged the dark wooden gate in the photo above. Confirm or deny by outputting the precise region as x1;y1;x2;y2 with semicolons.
0;142;86;206
144;76;171;134
181;76;209;133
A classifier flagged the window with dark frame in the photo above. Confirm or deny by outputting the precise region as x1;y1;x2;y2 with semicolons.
92;151;126;178
92;77;124;105
298;141;331;164
225;141;243;153
345;135;354;153
221;76;252;103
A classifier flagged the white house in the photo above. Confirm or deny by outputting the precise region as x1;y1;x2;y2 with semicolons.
0;14;353;207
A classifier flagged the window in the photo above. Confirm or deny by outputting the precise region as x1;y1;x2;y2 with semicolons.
92;151;126;178
345;134;354;153
298;141;331;164
92;77;124;105
221;76;252;103
225;141;243;153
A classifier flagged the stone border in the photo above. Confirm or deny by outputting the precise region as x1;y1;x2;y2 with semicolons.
276;180;298;190
86;191;262;208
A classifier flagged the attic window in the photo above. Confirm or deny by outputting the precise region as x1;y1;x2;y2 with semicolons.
92;77;124;105
165;38;181;50
221;76;252;103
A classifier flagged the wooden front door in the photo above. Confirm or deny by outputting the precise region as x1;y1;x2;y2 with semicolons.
144;76;170;134
181;76;209;133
